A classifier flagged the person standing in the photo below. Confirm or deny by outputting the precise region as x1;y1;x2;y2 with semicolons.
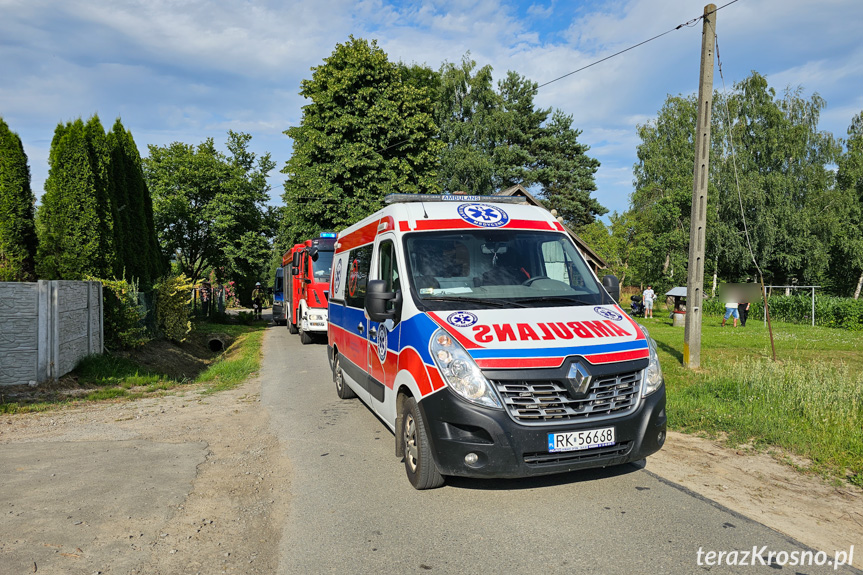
738;301;750;327
643;285;656;318
251;282;265;320
722;300;739;327
200;280;212;317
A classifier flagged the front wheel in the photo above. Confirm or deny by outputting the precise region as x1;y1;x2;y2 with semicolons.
299;328;313;345
401;397;444;490
334;355;356;399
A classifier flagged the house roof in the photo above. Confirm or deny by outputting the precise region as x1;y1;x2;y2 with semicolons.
494;184;608;271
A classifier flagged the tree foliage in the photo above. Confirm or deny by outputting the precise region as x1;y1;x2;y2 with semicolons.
0;117;38;281
834;111;863;298
35;115;163;284
281;37;443;245
144;131;275;302
624;72;844;294
37;117;115;279
433;57;605;228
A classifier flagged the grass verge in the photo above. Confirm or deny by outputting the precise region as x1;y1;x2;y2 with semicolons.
643;312;863;486
0;320;267;414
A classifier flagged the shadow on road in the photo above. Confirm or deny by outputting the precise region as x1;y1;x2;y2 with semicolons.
444;459;647;491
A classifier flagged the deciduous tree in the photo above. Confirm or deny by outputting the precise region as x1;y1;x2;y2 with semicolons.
281;37;443;246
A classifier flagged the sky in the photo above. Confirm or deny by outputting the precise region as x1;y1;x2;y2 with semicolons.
2;0;862;220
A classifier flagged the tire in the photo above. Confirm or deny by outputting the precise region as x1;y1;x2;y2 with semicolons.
299;328;313;345
334;355;356;399
288;321;298;334
401;397;445;490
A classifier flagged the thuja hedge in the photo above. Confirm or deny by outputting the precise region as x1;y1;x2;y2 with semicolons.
697;294;863;330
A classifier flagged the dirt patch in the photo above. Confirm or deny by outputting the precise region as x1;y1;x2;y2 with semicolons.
0;378;291;575
651;431;863;568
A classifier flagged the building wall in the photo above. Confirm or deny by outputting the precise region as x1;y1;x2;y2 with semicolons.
0;281;103;386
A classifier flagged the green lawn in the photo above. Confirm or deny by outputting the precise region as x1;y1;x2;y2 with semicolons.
642;312;863;486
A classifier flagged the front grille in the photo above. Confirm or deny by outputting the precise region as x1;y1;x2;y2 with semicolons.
524;441;632;467
491;370;642;426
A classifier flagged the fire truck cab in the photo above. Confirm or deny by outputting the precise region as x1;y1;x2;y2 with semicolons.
284;233;337;344
327;194;666;489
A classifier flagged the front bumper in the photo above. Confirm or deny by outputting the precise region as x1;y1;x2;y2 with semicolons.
418;385;666;479
302;307;329;333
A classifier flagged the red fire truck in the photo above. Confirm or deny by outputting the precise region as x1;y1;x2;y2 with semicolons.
283;232;337;344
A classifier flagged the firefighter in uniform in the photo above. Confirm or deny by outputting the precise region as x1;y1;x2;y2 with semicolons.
251;282;264;320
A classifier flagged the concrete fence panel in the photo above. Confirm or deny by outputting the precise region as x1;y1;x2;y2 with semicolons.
0;280;103;387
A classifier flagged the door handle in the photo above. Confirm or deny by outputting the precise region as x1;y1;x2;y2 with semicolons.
357;323;364;334
368;326;378;339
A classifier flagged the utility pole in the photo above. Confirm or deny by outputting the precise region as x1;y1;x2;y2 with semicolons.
683;4;716;369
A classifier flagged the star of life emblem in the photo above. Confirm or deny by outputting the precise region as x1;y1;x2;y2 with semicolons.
447;311;478;327
594;306;623;321
457;203;509;228
377;325;388;362
333;259;343;294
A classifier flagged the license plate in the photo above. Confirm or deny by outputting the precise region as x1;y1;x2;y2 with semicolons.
548;427;615;453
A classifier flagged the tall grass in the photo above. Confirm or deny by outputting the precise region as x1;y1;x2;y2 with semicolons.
673;358;863;485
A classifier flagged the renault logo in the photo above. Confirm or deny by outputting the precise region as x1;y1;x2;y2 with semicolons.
567;363;593;395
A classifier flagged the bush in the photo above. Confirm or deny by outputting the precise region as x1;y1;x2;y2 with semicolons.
99;277;150;349
701;294;863;331
154;274;194;341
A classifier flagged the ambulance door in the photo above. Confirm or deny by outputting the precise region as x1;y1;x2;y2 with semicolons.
367;234;402;421
339;244;373;402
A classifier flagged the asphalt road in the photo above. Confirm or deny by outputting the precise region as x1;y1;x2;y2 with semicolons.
260;324;859;575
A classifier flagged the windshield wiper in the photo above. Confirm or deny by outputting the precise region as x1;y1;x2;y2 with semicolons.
420;296;527;308
515;295;596;306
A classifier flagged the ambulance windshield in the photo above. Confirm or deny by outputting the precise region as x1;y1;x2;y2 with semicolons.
405;230;607;309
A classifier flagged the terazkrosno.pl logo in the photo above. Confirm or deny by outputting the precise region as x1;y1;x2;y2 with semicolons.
377;325;388;362
333;259;343;293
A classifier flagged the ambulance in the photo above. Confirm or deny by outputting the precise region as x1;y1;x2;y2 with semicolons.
327;194;666;489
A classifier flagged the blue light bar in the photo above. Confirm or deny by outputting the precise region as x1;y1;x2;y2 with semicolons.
319;232;337;238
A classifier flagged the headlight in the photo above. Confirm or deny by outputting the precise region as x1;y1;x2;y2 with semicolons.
309;313;323;321
430;329;502;409
638;324;663;396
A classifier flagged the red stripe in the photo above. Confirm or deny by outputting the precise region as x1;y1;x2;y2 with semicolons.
409;218;555;232
475;357;565;369
398;347;433;396
584;348;650;365
427;312;483;349
617;305;646;340
336;220;379;253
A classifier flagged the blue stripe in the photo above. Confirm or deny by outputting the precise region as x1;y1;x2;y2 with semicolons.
467;340;648;359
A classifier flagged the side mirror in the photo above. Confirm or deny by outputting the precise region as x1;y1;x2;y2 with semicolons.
601;275;620;303
309;247;319;262
366;279;402;323
292;251;301;267
291;266;298;276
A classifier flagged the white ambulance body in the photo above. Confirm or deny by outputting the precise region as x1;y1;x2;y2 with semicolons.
327;195;666;489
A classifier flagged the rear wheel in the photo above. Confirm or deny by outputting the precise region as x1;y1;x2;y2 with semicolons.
334;355;356;399
401;397;445;490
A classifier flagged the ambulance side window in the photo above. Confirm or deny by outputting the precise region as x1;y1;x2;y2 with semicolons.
377;240;400;319
345;245;374;309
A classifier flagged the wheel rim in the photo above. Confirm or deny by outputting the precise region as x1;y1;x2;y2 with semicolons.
335;359;343;392
404;413;418;473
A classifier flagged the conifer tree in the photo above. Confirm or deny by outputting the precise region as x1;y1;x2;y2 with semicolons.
37;117;116;279
0;117;38;281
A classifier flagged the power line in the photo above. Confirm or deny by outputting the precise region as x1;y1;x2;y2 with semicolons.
537;0;742;90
